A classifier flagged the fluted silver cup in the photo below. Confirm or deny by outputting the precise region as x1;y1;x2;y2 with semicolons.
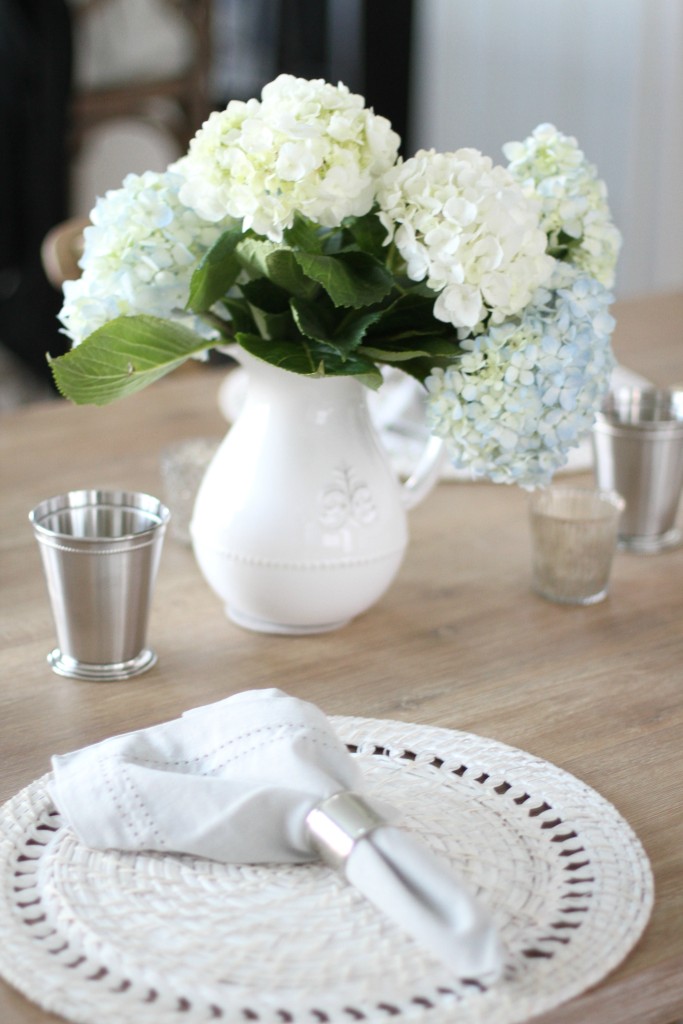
29;490;170;680
592;388;683;553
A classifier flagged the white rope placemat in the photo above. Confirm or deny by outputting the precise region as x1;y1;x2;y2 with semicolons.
0;717;653;1024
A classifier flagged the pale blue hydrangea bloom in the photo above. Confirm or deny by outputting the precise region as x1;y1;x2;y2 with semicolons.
59;167;235;345
425;264;616;488
503;124;622;289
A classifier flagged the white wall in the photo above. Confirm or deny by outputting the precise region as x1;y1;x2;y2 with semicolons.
410;0;683;299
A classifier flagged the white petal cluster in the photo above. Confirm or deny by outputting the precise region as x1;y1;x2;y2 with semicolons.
59;169;233;344
425;264;615;488
377;148;554;334
503;124;621;288
176;74;400;242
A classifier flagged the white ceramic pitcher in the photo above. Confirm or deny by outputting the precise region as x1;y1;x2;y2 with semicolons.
190;348;444;634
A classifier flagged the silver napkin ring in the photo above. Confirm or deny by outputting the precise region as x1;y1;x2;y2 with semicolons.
305;791;386;871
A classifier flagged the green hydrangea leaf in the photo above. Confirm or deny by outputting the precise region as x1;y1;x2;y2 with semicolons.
364;290;454;341
236;332;384;388
236;237;319;299
282;214;325;253
341;208;388;260
240;276;291;313
290;296;382;357
250;306;299;342
221;296;258;334
293;251;394;308
359;338;462;362
48;315;214;405
187;226;243;312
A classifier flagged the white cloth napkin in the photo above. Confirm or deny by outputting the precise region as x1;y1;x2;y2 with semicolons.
218;363;650;481
49;688;502;980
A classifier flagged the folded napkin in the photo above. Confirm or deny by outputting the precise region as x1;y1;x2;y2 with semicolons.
49;688;502;980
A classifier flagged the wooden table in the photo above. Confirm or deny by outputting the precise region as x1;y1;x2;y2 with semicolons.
1;292;682;1024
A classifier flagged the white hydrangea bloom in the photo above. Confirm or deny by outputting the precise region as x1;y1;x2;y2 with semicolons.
377;148;554;335
59;169;234;344
177;74;400;242
503;124;622;288
425;263;616;488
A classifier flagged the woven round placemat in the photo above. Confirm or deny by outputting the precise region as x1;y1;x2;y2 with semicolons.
0;716;653;1024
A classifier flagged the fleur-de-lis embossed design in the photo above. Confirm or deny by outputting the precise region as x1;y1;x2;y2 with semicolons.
319;464;377;529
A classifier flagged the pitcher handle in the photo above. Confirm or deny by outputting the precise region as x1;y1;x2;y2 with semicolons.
400;434;447;511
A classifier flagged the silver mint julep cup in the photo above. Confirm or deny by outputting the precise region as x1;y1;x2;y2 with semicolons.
592;387;683;553
29;490;170;680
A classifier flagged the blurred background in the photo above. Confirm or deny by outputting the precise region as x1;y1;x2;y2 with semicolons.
1;0;681;407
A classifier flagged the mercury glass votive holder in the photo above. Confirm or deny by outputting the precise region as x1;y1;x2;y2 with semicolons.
528;486;625;605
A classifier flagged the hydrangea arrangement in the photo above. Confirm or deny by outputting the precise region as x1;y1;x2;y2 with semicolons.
50;75;621;487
